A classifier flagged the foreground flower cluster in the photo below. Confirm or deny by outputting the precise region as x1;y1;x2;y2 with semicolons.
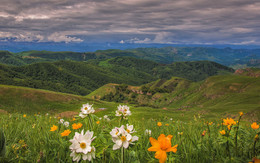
69;104;139;162
44;107;260;163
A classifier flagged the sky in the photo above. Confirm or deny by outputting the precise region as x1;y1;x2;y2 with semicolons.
1;0;260;50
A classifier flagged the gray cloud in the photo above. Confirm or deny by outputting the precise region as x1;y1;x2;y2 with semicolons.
0;0;260;44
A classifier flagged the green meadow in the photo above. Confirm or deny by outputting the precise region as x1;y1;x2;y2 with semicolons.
0;108;259;162
0;79;260;162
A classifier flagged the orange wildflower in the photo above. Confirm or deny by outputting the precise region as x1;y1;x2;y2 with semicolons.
165;124;169;126
157;122;162;127
50;125;58;131
61;129;71;137
23;114;26;118
148;134;178;163
72;123;83;130
251;122;259;130
219;130;226;135
96;121;100;124
208;122;213;125
223;118;236;130
202;130;206;136
239;112;243;116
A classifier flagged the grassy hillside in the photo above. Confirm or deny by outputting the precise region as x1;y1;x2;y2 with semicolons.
0;84;207;121
88;70;260;121
0;58;233;95
0;68;259;122
0;85;118;115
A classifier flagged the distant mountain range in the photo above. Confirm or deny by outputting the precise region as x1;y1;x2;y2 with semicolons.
1;47;260;68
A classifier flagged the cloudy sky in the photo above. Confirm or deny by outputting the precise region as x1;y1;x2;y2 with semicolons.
1;0;260;45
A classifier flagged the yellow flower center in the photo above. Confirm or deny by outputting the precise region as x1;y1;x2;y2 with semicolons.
116;131;119;135
84;107;88;110
121;136;126;141
80;142;86;149
126;129;130;133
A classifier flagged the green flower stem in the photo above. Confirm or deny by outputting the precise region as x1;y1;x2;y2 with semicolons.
226;125;232;160
88;114;93;131
253;131;259;157
253;140;256;157
235;116;242;156
207;122;210;138
119;116;123;126
121;147;125;163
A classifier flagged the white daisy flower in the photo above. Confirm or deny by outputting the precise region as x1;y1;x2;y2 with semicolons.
115;105;131;117
59;119;64;124
129;135;139;145
64;121;70;128
145;129;152;136
126;124;135;134
110;124;138;150
79;103;95;118
70;151;81;162
110;127;121;138
84;146;95;161
69;130;96;162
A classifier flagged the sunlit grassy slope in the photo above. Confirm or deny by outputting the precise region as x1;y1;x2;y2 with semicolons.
0;85;116;115
0;68;259;121
88;73;260;121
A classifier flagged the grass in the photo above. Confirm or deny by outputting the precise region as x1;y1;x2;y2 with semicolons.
87;74;260;122
0;73;259;162
0;110;259;162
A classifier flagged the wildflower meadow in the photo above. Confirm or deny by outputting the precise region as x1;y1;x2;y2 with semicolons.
0;104;259;162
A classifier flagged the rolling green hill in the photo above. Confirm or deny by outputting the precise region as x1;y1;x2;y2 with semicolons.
0;51;26;66
1;68;259;121
0;85;117;115
0;58;233;95
88;69;260;121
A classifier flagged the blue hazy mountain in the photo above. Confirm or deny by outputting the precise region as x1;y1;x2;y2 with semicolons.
1;42;260;53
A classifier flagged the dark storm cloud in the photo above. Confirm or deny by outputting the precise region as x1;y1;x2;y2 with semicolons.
0;0;260;44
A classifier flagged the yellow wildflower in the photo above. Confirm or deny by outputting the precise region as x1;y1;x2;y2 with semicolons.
23;114;26;118
239;112;243;116
165;123;169;126
157;122;162;127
